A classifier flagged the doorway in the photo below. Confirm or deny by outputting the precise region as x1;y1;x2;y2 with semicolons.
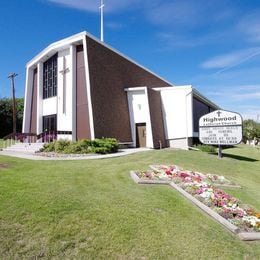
42;114;57;132
136;123;146;147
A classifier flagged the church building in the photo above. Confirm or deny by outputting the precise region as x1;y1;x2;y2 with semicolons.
23;31;219;149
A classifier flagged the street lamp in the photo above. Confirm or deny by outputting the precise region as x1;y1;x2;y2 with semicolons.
8;73;18;134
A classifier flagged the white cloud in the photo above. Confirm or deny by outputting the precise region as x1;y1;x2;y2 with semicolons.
47;0;235;26
146;1;200;27
238;12;260;42
236;85;260;91
205;91;225;97
239;107;260;121
233;92;260;101
156;30;231;49
200;48;260;72
47;0;145;13
146;0;235;28
106;21;124;30
47;0;98;12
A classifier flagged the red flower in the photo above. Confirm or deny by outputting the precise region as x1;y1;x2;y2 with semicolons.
179;172;190;178
166;170;172;175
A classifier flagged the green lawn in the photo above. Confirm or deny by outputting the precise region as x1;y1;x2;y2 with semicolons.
0;145;259;259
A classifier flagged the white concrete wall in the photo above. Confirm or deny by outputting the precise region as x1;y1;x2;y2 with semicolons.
126;88;154;148
160;86;193;148
169;138;188;149
57;134;73;141
42;97;57;116
23;33;87;140
26;47;75;140
36;62;43;135
22;68;34;133
57;48;73;133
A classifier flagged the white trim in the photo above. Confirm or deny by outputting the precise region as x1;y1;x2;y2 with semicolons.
71;45;77;141
36;62;43;135
126;87;154;148
185;89;193;148
144;88;154;148
125;86;147;92
22;68;33;133
83;37;95;140
155;85;220;110
27;32;86;67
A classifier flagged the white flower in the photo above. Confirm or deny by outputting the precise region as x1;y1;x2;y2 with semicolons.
219;176;225;181
242;216;259;227
200;190;214;199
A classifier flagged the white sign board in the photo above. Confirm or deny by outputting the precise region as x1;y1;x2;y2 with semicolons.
199;110;243;145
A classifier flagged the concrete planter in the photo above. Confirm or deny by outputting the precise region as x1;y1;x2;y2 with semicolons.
130;171;170;185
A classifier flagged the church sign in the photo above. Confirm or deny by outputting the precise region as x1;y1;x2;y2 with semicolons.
199;110;243;145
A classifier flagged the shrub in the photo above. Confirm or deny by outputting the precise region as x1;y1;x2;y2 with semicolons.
41;138;119;154
63;142;79;154
90;138;119;154
92;147;108;154
54;140;71;153
77;139;93;153
42;142;55;152
196;144;216;153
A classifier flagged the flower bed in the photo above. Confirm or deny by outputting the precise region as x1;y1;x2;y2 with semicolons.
132;165;260;235
149;165;240;187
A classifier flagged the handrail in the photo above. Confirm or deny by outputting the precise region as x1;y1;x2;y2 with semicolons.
3;130;72;144
37;131;57;143
3;132;37;142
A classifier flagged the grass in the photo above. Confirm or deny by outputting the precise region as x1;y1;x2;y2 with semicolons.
0;145;259;259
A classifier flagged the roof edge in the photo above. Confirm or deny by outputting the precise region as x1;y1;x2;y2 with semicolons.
26;31;174;86
26;31;87;67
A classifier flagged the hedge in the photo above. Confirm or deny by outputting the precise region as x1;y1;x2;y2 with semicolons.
42;138;119;154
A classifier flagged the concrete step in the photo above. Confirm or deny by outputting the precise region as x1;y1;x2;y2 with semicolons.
4;143;45;154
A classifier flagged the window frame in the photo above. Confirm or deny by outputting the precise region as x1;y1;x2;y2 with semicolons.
43;53;58;99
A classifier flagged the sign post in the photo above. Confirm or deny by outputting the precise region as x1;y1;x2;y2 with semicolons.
218;144;222;159
199;110;243;158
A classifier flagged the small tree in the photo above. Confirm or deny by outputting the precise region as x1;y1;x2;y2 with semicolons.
0;98;24;138
243;119;260;143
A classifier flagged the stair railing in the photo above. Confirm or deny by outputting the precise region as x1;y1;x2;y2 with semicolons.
2;130;71;148
2;133;37;148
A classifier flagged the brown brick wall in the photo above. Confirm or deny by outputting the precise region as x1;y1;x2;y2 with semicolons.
193;97;213;132
86;36;170;142
76;45;91;140
147;88;166;149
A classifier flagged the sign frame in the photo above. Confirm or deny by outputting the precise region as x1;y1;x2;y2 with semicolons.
199;110;243;158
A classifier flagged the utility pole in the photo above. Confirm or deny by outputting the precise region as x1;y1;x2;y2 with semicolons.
8;73;18;134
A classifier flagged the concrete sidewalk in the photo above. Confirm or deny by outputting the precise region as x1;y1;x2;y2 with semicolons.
0;148;151;161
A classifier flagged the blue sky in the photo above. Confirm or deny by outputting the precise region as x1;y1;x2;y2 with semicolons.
1;0;260;120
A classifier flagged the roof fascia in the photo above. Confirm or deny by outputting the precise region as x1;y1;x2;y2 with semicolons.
26;31;87;68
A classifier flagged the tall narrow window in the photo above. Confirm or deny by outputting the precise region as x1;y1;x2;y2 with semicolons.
43;53;57;99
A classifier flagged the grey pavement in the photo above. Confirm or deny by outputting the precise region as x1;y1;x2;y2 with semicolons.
0;148;151;161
